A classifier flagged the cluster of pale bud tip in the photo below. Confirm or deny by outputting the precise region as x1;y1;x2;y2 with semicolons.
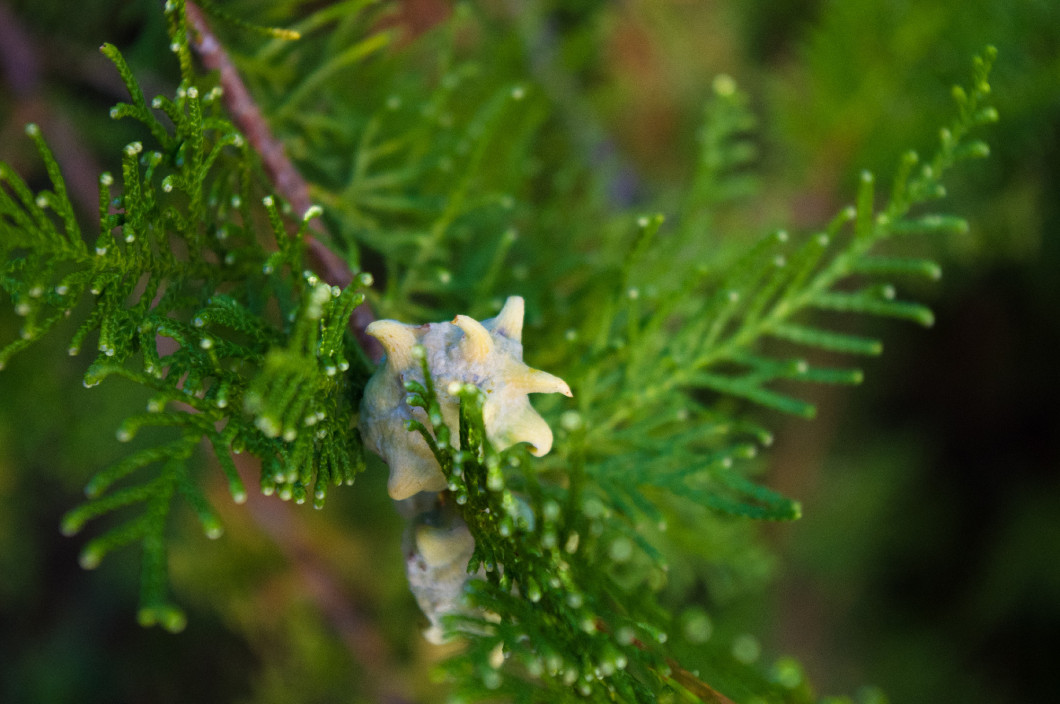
358;295;572;500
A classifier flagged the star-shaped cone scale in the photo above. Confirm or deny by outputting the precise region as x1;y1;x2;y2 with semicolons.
359;296;572;500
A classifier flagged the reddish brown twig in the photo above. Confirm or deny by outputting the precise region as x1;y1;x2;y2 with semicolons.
667;658;740;704
184;1;382;362
181;6;417;699
593;618;739;703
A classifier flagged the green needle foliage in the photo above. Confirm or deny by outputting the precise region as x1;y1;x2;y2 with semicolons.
1;1;370;631
411;355;794;703
0;0;1000;701
399;49;997;703
567;53;996;530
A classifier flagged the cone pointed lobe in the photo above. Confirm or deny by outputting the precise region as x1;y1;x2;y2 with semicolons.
366;320;418;369
490;296;525;342
453;315;494;361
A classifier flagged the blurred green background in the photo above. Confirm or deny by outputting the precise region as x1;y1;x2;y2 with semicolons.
1;1;1057;702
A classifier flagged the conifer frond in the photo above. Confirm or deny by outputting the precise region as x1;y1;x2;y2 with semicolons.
679;74;760;238
229;2;546;321
407;353;800;702
59;430;202;632
0;0;372;626
194;0;301;40
565;49;996;539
